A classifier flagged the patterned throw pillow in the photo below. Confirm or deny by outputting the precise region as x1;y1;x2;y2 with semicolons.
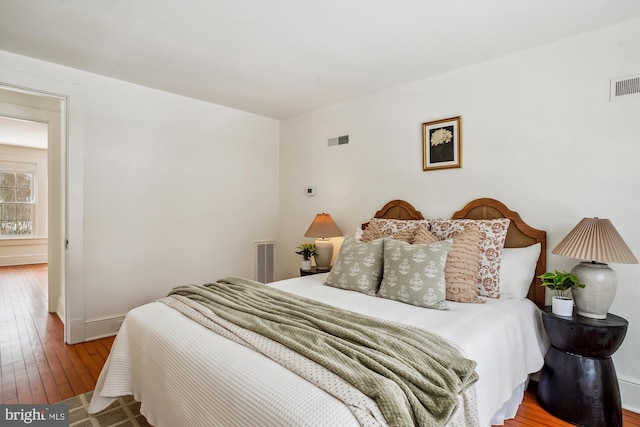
429;218;510;299
324;236;384;296
361;221;415;243
414;224;484;303
368;218;430;237
377;238;452;310
412;224;438;244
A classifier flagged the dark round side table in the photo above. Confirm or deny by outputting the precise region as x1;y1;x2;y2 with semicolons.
537;306;628;427
300;266;330;276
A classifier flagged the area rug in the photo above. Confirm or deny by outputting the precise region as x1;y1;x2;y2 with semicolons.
59;391;152;427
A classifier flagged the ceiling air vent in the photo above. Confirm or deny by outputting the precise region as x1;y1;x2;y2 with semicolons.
328;134;350;147
610;74;640;101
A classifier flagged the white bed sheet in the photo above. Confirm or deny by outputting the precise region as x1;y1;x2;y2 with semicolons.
89;273;548;427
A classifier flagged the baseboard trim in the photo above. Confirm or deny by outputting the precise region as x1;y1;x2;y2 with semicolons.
56;293;65;323
67;317;86;345
84;315;126;341
0;238;47;266
0;254;47;266
620;376;640;414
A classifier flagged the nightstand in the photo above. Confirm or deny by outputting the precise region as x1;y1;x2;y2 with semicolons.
300;266;330;276
537;306;628;427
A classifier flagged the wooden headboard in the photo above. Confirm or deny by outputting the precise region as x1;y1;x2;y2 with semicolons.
366;198;546;307
361;199;425;230
371;199;425;221
452;198;546;307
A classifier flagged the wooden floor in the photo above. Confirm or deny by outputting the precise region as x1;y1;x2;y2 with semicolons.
504;382;640;426
1;264;639;426
0;264;114;404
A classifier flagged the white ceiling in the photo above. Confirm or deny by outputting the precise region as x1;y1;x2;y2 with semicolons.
1;1;639;119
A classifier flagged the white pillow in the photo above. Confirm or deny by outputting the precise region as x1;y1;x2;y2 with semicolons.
499;243;541;299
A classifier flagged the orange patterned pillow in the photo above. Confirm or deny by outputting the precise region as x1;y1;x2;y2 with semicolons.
362;220;418;243
368;218;429;237
429;218;510;298
412;224;438;244
413;224;484;303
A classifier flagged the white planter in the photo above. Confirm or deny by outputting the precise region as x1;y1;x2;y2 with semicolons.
300;259;311;271
552;296;574;316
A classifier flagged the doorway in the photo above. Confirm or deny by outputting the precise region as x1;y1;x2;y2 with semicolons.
0;86;66;334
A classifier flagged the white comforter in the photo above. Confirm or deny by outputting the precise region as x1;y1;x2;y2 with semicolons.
89;274;548;426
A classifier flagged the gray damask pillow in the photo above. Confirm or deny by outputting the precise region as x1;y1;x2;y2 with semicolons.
378;237;452;310
324;236;384;296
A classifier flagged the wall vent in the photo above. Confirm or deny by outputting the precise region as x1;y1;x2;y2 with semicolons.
255;241;275;283
610;74;640;101
328;134;350;147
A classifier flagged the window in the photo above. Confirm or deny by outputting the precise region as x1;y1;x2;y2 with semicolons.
0;170;34;237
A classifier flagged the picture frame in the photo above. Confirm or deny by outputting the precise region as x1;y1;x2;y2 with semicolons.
422;116;462;171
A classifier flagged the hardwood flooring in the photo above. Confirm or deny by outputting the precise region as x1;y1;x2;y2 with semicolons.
1;263;639;426
505;383;640;426
0;263;114;404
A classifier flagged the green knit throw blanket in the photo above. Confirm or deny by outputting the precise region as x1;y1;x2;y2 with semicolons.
167;277;478;427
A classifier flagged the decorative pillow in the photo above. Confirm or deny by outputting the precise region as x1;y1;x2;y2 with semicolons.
499;243;541;300
324;236;384;296
413;225;484;303
429;218;510;299
377;238;452;310
361;221;415;243
368;218;430;237
354;226;364;241
412;224;438;244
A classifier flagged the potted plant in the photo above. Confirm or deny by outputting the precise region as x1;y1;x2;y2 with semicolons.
539;270;585;316
295;243;316;271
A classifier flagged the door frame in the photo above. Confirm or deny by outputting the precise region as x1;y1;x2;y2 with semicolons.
0;81;85;344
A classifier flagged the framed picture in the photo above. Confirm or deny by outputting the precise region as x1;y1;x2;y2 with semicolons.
422;116;462;171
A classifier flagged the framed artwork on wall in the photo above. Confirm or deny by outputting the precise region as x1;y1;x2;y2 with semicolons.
422;116;462;171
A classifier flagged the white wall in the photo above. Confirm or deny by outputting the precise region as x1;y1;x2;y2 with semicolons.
0;50;280;340
0;117;48;149
279;18;640;410
81;75;280;324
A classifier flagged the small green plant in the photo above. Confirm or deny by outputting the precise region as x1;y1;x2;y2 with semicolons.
295;243;316;260
538;270;585;298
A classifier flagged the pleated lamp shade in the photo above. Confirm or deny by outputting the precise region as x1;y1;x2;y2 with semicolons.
551;218;638;264
304;214;342;270
552;217;637;319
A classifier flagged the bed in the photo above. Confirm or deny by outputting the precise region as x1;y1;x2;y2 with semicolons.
89;198;548;427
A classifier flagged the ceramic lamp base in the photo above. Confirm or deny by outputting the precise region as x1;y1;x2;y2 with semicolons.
571;262;616;319
314;238;333;270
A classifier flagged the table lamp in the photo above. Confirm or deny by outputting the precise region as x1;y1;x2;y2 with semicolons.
551;217;638;319
304;213;342;270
